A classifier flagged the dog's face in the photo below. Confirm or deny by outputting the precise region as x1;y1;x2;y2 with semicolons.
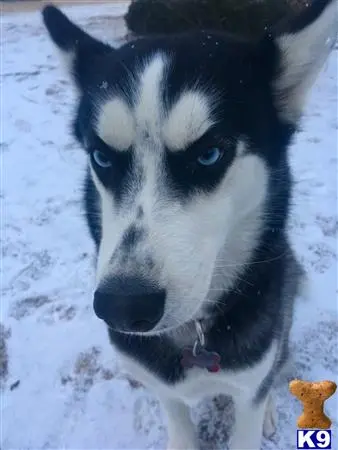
43;1;336;334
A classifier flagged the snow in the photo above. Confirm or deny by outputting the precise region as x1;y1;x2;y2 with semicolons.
1;3;337;449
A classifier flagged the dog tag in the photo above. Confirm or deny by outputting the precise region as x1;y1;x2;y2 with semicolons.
181;347;221;373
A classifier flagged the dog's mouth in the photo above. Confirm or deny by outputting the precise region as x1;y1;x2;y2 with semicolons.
106;320;164;335
107;319;204;351
106;321;185;336
106;302;211;338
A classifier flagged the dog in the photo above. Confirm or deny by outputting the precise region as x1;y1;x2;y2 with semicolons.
42;1;337;448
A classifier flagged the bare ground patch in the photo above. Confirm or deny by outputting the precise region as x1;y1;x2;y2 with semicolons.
9;295;53;320
0;323;11;388
294;317;338;375
39;304;77;324
308;242;337;274
60;346;116;398
315;214;338;237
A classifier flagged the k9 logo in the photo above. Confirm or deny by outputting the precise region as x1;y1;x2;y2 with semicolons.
297;430;332;449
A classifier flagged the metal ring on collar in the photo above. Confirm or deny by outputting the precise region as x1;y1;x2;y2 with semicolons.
195;320;205;347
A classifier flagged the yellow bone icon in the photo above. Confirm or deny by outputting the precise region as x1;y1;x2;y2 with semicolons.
289;379;337;430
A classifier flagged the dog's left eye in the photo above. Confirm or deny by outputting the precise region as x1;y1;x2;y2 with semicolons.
197;148;223;166
92;150;112;168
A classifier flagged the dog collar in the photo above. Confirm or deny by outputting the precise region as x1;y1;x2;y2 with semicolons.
180;320;221;373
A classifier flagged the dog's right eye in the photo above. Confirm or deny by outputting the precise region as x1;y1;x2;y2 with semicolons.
92;150;112;168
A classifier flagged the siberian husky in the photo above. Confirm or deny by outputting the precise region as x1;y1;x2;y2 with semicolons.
42;1;337;448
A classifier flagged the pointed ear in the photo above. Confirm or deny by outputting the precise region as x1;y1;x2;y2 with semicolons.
42;4;114;89
272;0;337;122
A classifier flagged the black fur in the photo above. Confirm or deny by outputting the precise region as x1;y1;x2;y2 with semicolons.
120;225;145;253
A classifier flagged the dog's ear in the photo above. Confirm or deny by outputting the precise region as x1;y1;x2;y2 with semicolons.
270;0;337;123
42;4;114;89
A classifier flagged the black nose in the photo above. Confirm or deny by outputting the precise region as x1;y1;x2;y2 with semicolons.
93;276;165;332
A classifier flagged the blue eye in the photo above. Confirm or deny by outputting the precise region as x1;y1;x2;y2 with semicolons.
197;148;223;166
93;150;112;168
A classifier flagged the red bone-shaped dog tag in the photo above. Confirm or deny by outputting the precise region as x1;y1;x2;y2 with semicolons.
181;347;221;373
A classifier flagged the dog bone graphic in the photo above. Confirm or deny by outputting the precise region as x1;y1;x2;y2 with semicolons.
181;347;221;372
289;379;337;429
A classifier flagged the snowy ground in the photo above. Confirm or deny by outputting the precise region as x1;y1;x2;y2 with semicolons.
1;3;337;450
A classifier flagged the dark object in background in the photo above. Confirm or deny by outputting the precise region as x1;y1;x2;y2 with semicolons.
10;380;20;391
125;0;310;40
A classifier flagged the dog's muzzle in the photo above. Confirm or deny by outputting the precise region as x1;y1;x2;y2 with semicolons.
93;276;165;333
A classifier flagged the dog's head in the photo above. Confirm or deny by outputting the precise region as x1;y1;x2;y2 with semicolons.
43;1;336;335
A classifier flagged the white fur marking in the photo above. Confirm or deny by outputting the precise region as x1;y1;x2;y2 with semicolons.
96;98;135;151
90;166;130;283
135;54;167;140
263;394;277;439
163;92;214;151
161;399;198;450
